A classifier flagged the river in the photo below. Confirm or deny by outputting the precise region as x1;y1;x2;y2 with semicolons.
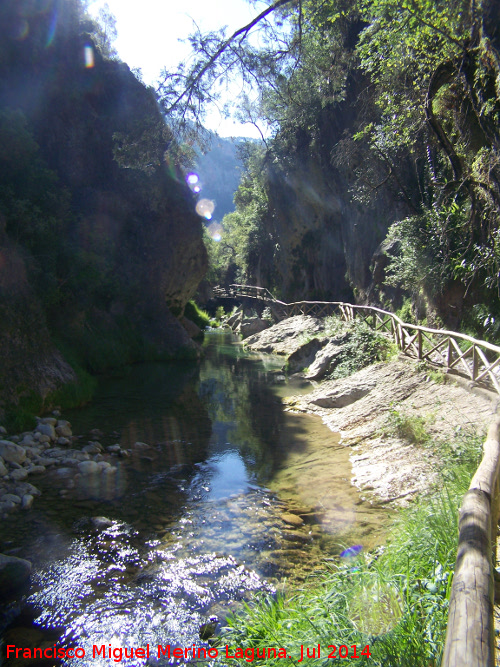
0;331;387;666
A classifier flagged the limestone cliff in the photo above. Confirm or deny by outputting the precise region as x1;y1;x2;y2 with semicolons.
263;84;413;305
0;0;207;408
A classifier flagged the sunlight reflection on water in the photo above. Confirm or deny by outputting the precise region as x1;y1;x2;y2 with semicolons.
1;332;388;664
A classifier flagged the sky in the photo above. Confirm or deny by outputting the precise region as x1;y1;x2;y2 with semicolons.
87;0;269;138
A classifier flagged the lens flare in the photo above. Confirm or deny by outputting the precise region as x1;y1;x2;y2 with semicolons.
340;545;362;558
195;199;215;220
348;580;403;635
186;173;202;193
13;18;29;40
45;8;58;47
206;222;223;242
84;45;95;69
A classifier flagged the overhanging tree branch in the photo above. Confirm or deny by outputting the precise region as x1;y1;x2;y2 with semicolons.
161;0;297;115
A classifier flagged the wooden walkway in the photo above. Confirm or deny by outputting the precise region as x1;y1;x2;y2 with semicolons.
215;284;500;396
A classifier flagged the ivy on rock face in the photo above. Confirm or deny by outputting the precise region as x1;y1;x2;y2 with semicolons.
354;0;500;311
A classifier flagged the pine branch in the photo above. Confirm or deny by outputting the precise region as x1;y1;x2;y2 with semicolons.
163;0;296;114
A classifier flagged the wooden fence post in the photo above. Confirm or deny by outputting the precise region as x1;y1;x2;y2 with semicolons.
447;338;453;369
442;418;500;667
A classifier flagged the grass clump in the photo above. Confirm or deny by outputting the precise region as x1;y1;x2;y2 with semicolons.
380;409;431;446
220;429;483;666
415;361;447;385
48;366;97;410
4;391;42;432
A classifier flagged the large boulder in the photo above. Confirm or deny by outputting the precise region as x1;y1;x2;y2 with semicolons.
226;309;243;329
180;316;202;340
304;339;347;380
0;553;32;595
286;338;326;373
310;379;376;408
239;317;271;339
244;316;326;356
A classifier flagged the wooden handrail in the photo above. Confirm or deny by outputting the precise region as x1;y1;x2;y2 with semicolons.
214;285;500;394
442;418;500;667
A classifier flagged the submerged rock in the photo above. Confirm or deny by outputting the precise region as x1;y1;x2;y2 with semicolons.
91;516;114;531
280;513;304;527
78;460;99;475
133;442;150;450
21;494;34;509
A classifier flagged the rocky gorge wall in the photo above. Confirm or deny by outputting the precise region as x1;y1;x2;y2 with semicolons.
0;0;207;410
263;92;414;306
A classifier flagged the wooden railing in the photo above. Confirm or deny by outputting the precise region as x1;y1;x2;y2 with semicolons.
442;418;500;667
215;285;500;395
213;284;283;303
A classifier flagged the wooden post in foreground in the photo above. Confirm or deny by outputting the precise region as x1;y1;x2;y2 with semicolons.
442;418;500;667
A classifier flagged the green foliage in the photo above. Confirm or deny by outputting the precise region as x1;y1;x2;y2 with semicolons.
184;300;211;330
395;299;416;325
65;317;163;374
424;367;446;385
354;0;500;305
0;109;69;254
328;321;396;379
48;370;97;411
384;203;475;300
48;340;98;409
204;142;275;287
4;391;42;433
87;2;118;59
460;302;500;342
112;118;176;174
215;305;226;322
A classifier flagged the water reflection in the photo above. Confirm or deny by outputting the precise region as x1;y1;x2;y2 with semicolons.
200;451;249;501
0;331;387;666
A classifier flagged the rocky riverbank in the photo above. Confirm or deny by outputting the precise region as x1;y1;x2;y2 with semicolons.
0;415;138;518
233;313;498;505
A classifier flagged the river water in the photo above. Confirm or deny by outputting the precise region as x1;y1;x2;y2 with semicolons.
0;331;387;666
